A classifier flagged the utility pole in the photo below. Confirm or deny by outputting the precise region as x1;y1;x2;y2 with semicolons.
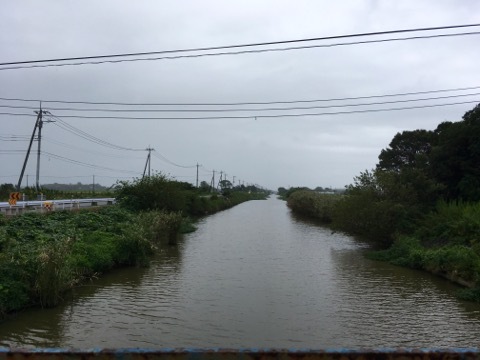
196;163;199;188
35;105;53;192
92;174;95;194
218;171;223;190
233;176;236;187
17;105;47;191
142;147;153;178
36;113;43;192
210;170;215;192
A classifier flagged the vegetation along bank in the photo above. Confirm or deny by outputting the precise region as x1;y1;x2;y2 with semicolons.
0;174;269;319
283;103;480;301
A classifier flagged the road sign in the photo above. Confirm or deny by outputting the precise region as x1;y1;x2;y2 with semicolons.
9;192;21;200
8;199;17;206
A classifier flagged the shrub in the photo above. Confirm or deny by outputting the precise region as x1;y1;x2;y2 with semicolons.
416;201;480;247
33;237;75;307
287;190;339;223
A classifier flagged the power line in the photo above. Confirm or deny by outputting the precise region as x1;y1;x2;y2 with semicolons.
1;85;479;106
1;23;479;70
49;116;198;170
0;135;31;141
41;151;140;175
3;32;480;71
1;99;477;120
42;136;145;159
0;150;28;154
1;91;479;113
152;150;197;169
46;113;144;151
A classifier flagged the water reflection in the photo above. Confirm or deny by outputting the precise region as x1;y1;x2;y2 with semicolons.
1;197;480;348
330;248;480;347
0;241;184;348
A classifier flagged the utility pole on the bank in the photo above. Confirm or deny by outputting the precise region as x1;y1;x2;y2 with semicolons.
196;163;200;188
35;106;54;192
218;171;223;190
210;170;215;192
142;147;154;178
35;112;43;191
17;104;48;192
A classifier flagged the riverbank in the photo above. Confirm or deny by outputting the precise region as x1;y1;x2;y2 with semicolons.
3;196;479;348
0;190;267;320
0;207;179;319
285;189;480;300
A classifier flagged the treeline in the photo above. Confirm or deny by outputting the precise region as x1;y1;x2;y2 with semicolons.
114;174;270;215
277;186;341;200
41;182;110;192
284;103;480;299
0;174;269;318
0;183;112;202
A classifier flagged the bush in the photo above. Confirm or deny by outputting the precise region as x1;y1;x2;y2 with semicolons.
33;237;75;307
114;174;190;212
287;190;339;223
370;236;480;285
69;231;118;274
332;193;409;245
0;206;186;317
415;201;480;247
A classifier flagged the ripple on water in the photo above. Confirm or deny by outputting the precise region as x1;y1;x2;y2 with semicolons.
1;197;480;348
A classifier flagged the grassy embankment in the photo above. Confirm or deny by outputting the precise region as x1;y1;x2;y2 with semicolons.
285;189;480;301
282;103;480;301
0;174;269;319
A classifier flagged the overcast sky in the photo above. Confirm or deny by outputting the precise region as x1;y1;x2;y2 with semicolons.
1;1;480;191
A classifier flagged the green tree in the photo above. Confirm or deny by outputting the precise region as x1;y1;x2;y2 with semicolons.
219;180;233;197
0;183;15;200
377;129;435;172
199;181;211;192
114;174;188;212
430;104;480;201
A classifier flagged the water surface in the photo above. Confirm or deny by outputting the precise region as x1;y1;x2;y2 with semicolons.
1;197;480;348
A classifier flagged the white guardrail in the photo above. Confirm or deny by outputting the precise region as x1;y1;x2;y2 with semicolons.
0;198;116;216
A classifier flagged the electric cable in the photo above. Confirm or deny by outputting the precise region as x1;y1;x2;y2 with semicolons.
41;151;140;175
42;136;145;159
2;32;480;70
1;91;479;113
46;113;144;151
0;23;479;70
1;85;478;106
152;150;197;169
1;99;477;120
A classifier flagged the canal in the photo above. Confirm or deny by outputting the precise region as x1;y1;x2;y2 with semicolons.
1;196;480;348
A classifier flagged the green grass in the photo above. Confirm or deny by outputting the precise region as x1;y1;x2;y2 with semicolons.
0;206;183;318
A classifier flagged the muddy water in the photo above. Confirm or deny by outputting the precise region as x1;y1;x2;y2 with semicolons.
1;196;480;348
